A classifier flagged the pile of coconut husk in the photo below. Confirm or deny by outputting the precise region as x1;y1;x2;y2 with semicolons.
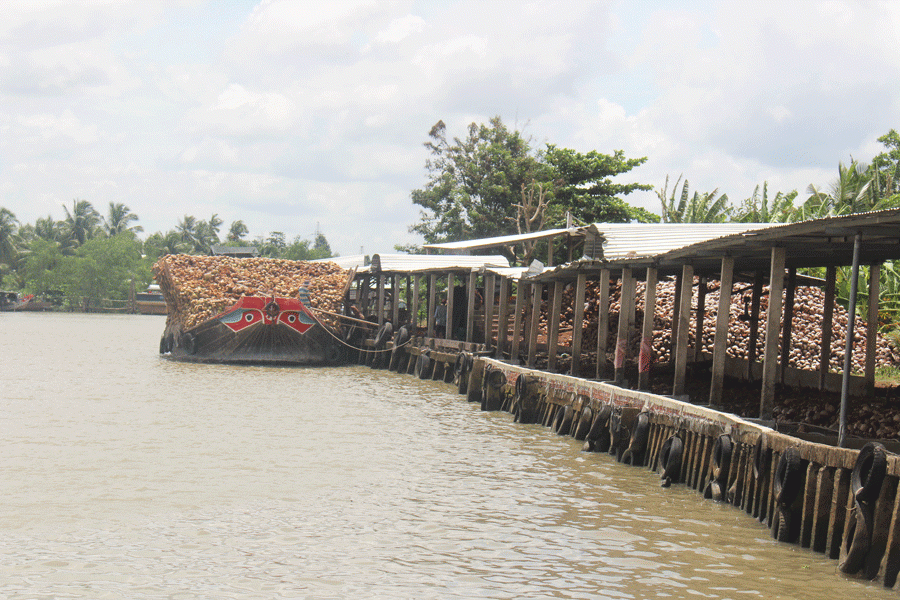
153;255;349;332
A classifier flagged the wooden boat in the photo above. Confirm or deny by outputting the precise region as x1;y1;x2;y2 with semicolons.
161;294;345;365
134;284;167;315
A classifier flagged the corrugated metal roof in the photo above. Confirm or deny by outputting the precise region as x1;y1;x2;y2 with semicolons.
587;223;771;260
311;254;368;269
369;253;510;273
421;227;575;252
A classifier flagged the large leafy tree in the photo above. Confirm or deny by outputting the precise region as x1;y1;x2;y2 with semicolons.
0;207;18;267
408;117;653;262
870;129;900;200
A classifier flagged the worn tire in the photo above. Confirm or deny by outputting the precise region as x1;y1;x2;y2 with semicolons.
773;447;803;508
625;412;651;466
374;322;393;350
415;353;431;379
182;332;197;355
587;404;611;442
840;498;873;576
573;407;593;441
852;442;887;504
553;405;575;436
659;435;684;487
711;434;733;484
753;433;770;481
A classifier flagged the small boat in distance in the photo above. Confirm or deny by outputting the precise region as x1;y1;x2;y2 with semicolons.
134;283;167;315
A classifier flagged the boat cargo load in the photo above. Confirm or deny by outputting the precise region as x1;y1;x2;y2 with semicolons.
153;254;351;365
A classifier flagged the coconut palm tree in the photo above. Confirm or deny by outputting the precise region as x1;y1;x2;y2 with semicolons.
227;220;249;242
657;175;732;223
0;207;19;267
734;182;797;223
177;215;198;248
103;202;142;236
62;199;101;247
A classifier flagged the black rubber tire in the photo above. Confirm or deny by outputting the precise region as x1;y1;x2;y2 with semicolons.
415;353;431;379
486;369;507;389
514;374;529;401
852;442;887;504
586;404;611;442
703;480;723;502
159;336;167;354
712;434;733;484
396;326;410;347
773;447;803;508
554;405;575;436
182;332;197;355
626;412;651;464
573;407;593;441
753;433;770;481
840;498;873;575
659;435;684;486
374;322;393;350
595;427;611;454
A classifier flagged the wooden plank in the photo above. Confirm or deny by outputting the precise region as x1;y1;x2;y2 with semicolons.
710;256;734;405
376;273;385;326
673;264;694;396
615;268;634;385
427;273;436;338
780;268;796;384
445;272;455;340
484;273;496;349
571;273;586;377
466;271;477;343
548;280;563;371
761;247;786;421
596;269;611;379
412;275;420;330
747;272;763;380
528;283;543;367
511;280;527;362
693;277;707;362
391;274;400;326
638;267;657;390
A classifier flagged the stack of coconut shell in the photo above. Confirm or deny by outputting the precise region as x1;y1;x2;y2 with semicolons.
153;255;349;332
536;277;900;374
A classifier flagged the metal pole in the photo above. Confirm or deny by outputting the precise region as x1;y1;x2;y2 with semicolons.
839;233;861;448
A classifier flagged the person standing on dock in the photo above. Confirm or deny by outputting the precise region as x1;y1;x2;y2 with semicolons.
434;298;447;338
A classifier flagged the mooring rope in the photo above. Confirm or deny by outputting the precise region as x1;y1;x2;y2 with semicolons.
307;306;414;354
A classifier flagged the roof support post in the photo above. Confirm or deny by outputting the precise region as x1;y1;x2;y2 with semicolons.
412;275;420;330
710;256;734;406
747;272;763;380
466;270;477;344
391;274;400;326
496;276;510;359
484;272;496;349
819;266;836;389
571;273;586;377
548;280;563;372
840;233;862;447
673;264;694;397
760;246;786;421
780;268;797;384
671;273;682;348
376;273;385;326
638;267;658;391
694;276;707;362
445;272;455;340
596;269;611;379
866;262;881;395
511;279;528;362
427;273;436;338
615;267;635;386
527;283;543;367
361;275;371;318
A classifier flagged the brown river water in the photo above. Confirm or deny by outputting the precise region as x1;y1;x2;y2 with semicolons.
0;312;891;599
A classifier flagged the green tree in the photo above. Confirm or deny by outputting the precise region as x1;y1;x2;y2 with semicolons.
869;129;900;200
177;215;198;248
21;238;64;296
62;199;101;247
57;234;142;307
801;160;872;220
193;213;223;253
103;202;142;237
143;230;188;258
657;175;732;223
734;182;797;223
0;207;18;267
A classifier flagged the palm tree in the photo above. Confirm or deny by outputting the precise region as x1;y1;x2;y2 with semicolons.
734;182;797;223
193;213;223;254
797;160;874;222
0;207;19;267
227;220;249;242
62;199;101;247
177;215;198;248
104;202;142;236
657;175;731;223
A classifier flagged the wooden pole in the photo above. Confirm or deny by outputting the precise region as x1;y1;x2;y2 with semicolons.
427;273;436;338
747;272;763;380
496;276;510;359
596;269;611;379
528;283;543;367
840;235;862;447
484;272;496;348
673;264;694;397
866;262;881;395
614;268;635;385
391;274;400;326
693;277;707;362
466;270;477;343
376;273;385;326
511;280;528;363
819;266;836;389
445;272;455;340
638;267;658;390
710;256;734;405
412;275;420;330
571;273;586;377
780;268;797;384
548;280;563;372
761;246;786;421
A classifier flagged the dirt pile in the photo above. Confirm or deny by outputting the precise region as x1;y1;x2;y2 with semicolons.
153;255;348;331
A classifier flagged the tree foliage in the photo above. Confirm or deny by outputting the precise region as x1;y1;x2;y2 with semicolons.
657;175;732;223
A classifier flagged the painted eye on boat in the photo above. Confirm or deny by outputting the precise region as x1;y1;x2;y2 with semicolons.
245;313;254;322
288;314;296;323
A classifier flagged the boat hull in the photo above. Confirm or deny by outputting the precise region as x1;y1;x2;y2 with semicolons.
162;296;345;365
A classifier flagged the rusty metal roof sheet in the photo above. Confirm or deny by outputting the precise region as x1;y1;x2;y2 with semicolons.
421;227;576;252
586;222;771;260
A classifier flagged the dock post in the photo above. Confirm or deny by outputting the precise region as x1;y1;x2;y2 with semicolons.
761;246;786;421
596;269;611;379
638;267;657;390
710;257;734;405
571;273;586;377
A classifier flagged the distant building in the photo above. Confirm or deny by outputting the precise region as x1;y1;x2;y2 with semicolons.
211;246;260;258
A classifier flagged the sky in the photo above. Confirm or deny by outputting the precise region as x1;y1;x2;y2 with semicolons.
1;0;898;257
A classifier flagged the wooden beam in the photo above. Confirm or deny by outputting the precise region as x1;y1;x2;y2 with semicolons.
866;263;881;395
596;269;611;379
780;268;797;384
673;264;694;397
412;275;420;329
548;280;563;372
376;273;385;326
819;266;836;389
466;271;477;343
527;283;543;367
496;276;510;359
693;276;707;362
710;256;734;405
391;274;400;326
638;267;658;391
427;273;436;337
761;247;786;421
571;273;586;377
484;272;496;348
511;280;528;362
445;272;455;340
615;268;635;385
747;272;763;380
